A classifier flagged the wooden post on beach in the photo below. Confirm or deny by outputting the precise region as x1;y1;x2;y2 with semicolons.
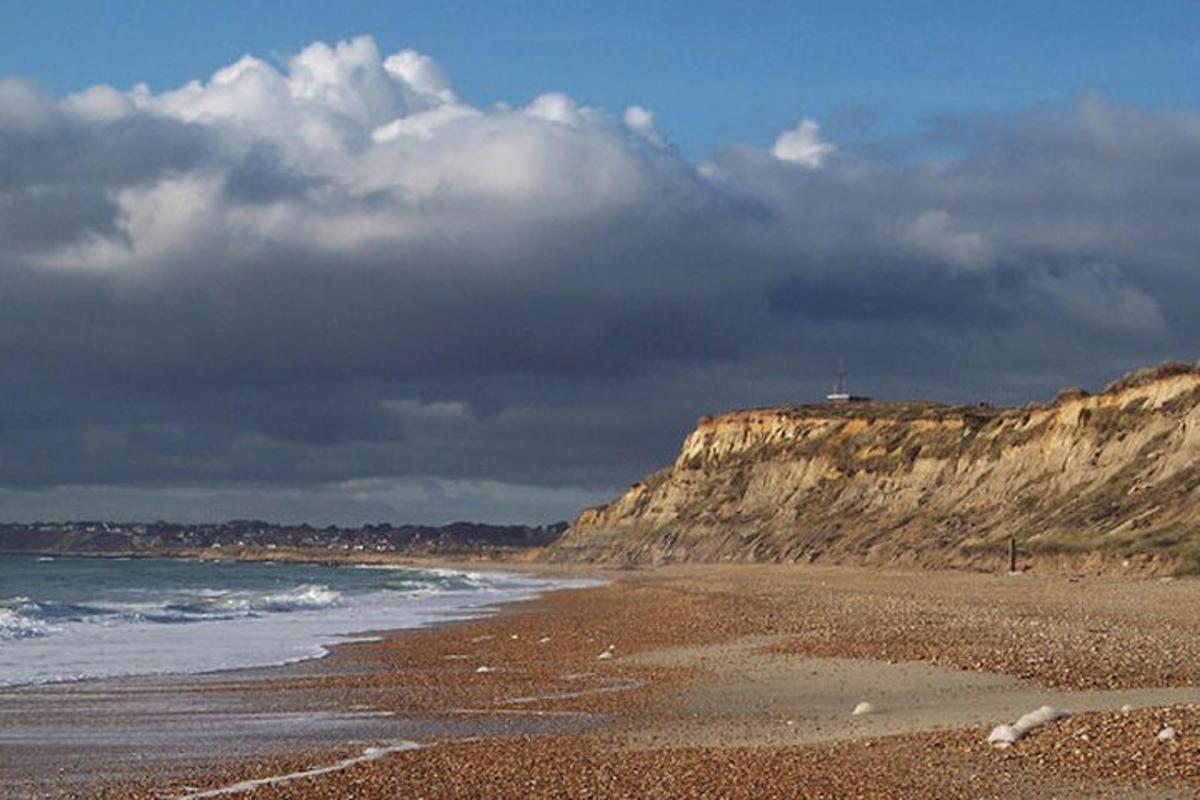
1008;537;1017;573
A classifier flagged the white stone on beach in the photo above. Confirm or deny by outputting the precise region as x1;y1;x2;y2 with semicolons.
1157;726;1176;742
987;724;1018;747
475;666;495;673
597;645;615;660
852;701;874;716
987;705;1070;747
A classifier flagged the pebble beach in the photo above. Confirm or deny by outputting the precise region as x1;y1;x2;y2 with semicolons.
10;563;1200;799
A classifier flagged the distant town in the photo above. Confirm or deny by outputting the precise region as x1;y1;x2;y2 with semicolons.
0;519;570;559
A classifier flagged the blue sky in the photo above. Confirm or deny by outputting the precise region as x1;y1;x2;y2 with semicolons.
3;1;1199;159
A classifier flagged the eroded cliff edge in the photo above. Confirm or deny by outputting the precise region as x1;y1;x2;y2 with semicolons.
551;363;1200;573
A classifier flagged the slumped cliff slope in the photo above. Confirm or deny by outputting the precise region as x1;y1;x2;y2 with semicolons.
553;363;1200;572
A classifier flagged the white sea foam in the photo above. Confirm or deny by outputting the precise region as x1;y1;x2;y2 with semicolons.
185;584;342;614
167;741;423;799
0;608;55;641
0;560;600;687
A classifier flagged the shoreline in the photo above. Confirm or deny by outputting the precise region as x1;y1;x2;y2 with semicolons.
7;563;1200;798
1;563;613;799
0;554;600;690
10;542;1196;579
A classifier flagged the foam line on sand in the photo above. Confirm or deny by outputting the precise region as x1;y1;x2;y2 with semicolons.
499;678;643;705
164;741;422;799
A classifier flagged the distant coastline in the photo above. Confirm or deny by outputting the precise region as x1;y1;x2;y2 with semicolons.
0;519;566;565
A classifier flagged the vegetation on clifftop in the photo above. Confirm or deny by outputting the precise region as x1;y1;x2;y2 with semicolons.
554;362;1200;574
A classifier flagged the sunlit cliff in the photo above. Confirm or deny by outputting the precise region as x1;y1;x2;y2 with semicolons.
552;362;1200;573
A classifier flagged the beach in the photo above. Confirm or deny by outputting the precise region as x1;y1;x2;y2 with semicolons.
6;563;1200;798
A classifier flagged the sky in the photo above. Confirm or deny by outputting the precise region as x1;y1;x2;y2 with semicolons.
2;2;1200;525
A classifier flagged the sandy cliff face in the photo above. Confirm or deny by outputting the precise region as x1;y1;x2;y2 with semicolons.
552;364;1200;572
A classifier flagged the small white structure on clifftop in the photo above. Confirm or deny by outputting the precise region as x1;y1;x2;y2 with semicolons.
827;362;871;403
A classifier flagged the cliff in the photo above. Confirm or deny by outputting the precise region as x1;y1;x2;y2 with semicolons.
552;362;1200;573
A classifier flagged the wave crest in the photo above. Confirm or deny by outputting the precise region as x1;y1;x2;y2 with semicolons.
0;607;54;641
165;584;342;617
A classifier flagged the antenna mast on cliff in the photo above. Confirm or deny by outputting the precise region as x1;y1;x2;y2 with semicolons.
827;358;851;403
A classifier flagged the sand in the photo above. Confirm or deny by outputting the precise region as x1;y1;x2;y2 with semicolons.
622;637;1200;748
6;562;1200;798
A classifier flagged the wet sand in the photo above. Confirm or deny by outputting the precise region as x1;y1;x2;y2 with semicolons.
6;563;1200;798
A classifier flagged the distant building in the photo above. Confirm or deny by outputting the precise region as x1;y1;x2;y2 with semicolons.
827;362;871;403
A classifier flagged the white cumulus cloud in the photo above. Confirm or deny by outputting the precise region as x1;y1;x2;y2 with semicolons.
772;119;834;168
623;104;664;146
21;36;685;274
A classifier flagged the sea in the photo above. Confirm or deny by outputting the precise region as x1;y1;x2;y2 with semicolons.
0;553;591;687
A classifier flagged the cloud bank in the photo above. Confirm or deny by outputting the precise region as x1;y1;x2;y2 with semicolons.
2;36;1198;522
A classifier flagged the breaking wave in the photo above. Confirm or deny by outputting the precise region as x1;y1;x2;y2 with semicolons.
0;602;55;641
163;584;342;617
0;555;600;686
0;585;343;638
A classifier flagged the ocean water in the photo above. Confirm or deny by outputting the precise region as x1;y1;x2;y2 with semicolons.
0;554;592;687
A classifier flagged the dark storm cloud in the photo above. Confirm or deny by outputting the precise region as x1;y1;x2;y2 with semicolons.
0;79;217;255
1;38;1199;523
